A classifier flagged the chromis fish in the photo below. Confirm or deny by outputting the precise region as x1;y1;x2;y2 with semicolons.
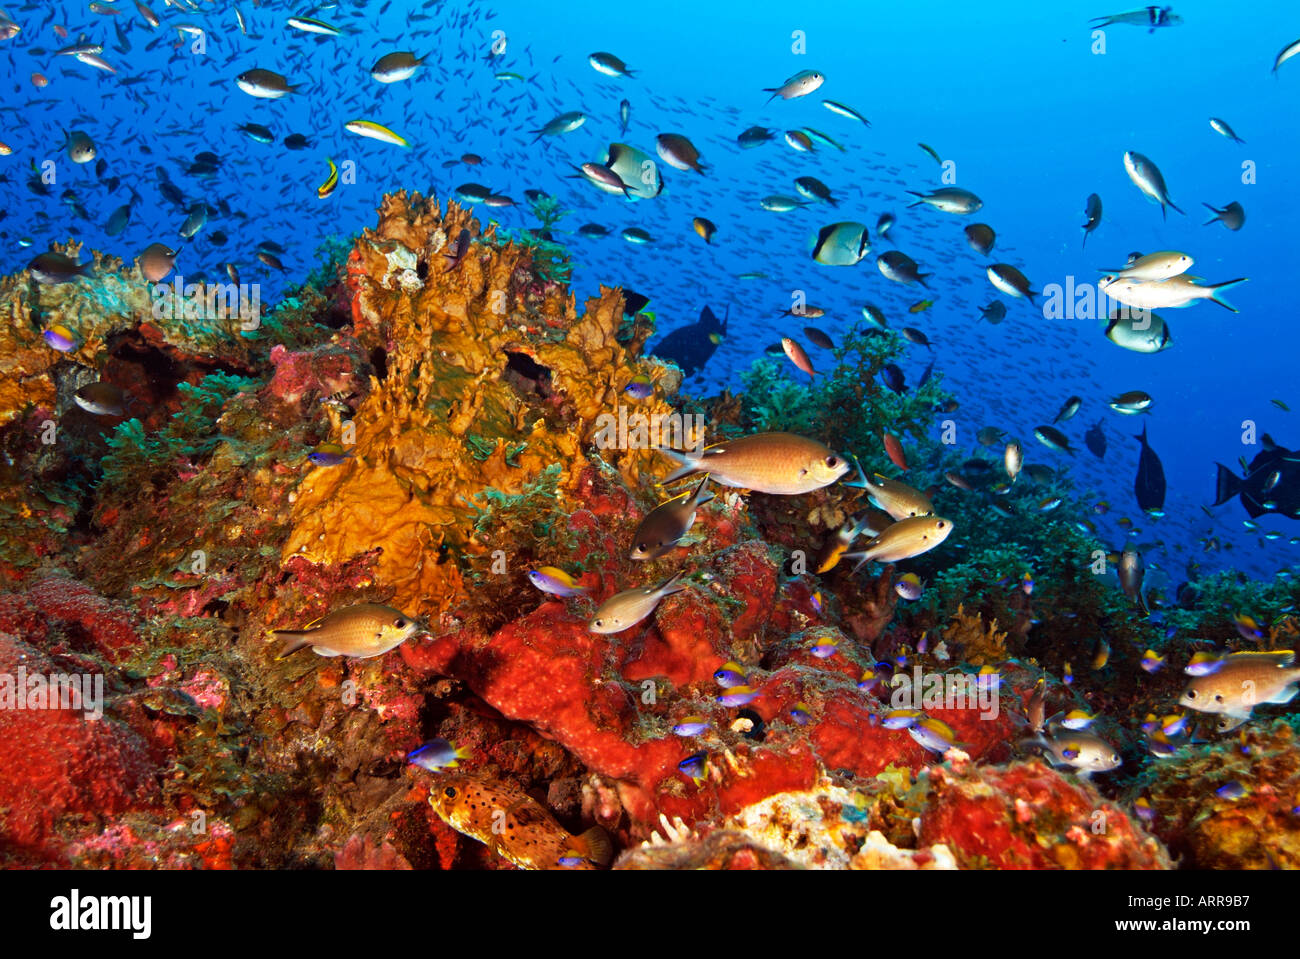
658;432;848;495
630;475;714;561
527;567;587;598
74;382;126;417
895;572;924;601
1184;651;1224;676
672;716;710;737
28;251;94;285
843;516;954;567
713;662;748;688
678;752;708;785
42;323;81;352
371;51;426;83
1216;780;1248;800
624;375;654;400
763;69;825;102
307;443;352;466
1030;729;1122;776
407;738;470;773
589;570;689;634
717;686;759;707
428;773;612;870
909;716;966;755
1141;649;1165;673
810;635;839;659
1060;709;1097;730
1180;651;1300;719
882;708;923;729
845;457;933;519
1123;150;1183;220
273;603;422;659
236;68;297;99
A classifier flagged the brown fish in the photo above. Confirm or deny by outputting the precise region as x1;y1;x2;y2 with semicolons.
273;602;422;659
1179;651;1300;719
659;432;849;495
630;475;714;561
428;773;613;870
139;242;176;282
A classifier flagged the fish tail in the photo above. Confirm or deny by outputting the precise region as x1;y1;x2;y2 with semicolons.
1213;463;1243;506
917;272;932;288
1206;277;1247;312
656;446;701;486
274;630;317;659
576;825;614;867
688;473;716;510
657;569;690;597
1201;203;1221;226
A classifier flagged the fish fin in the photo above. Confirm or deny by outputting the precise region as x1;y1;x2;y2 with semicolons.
1266;685;1299;705
312;646;343;657
1205;277;1247;312
657;569;690;597
1167;198;1185;216
917;273;932;288
655;446;701;486
274;632;317;659
687;473;715;510
576;825;613;868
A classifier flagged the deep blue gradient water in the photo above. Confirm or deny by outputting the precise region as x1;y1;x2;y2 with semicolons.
1;0;1296;585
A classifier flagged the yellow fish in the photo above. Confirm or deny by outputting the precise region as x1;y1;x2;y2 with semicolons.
317;157;339;199
429;773;613;870
343;119;409;147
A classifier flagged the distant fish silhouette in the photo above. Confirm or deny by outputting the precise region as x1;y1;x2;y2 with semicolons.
1133;424;1166;511
650;305;727;377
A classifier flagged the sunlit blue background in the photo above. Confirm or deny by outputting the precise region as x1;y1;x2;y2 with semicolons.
0;0;1295;584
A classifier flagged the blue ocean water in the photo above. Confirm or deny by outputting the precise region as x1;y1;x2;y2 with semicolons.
1;0;1295;585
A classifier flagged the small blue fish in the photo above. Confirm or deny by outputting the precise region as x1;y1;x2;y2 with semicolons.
308;443;353;466
1141;649;1165;673
407;737;470;773
42;324;81;352
672;716;710;737
717;686;759;707
908;717;963;754
624;374;654;400
679;752;708;784
527;566;587;597
881;708;922;730
810;636;838;659
713;662;748;688
790;702;811;726
1216;780;1248;800
1184;651;1224;676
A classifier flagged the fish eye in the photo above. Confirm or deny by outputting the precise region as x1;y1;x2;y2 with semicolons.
1186;690;1197;699
1214;694;1224;703
937;521;947;529
826;456;839;467
594;619;603;627
444;787;457;799
394;618;407;628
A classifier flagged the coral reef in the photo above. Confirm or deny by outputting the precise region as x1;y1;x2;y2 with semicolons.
0;187;1282;872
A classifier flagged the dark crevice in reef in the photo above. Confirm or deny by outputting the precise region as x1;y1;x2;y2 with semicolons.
503;350;552;398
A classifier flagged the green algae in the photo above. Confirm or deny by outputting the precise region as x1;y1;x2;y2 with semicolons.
100;373;259;497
